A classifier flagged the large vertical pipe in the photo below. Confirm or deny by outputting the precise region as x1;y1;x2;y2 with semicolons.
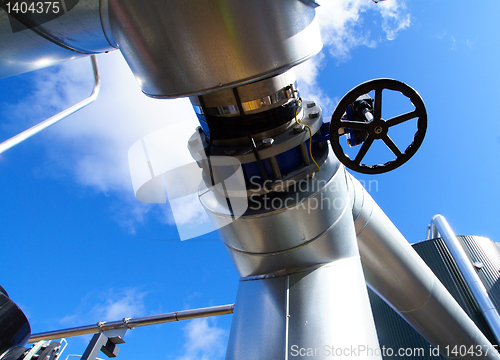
227;259;381;360
349;174;499;359
202;156;381;359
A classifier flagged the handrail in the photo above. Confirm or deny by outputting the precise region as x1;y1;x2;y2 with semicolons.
29;304;234;343
0;55;100;154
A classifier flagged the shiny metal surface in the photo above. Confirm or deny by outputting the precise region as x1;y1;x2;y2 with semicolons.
107;0;322;97
202;153;361;278
0;10;79;79
287;260;380;359
241;87;293;114
427;222;440;240
193;88;294;117
430;215;500;346
191;70;297;116
224;208;360;277
226;276;286;360
0;55;100;154
0;292;30;354
350;174;499;359
201;152;347;256
28;0;113;53
29;304;234;343
98;0;116;48
227;260;381;360
202;144;379;356
0;0;113;79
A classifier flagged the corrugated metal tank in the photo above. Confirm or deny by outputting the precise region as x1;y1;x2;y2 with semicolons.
368;236;500;359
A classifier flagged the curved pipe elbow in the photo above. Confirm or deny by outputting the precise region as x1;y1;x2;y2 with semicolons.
348;173;498;358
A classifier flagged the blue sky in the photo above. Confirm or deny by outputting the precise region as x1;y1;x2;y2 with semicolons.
1;1;500;359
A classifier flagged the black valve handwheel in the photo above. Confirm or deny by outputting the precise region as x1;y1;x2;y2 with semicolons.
330;78;427;174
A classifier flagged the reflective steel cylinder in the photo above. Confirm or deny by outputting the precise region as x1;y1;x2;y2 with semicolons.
201;153;381;359
107;0;322;97
0;0;114;79
1;0;322;100
227;259;381;360
200;154;356;277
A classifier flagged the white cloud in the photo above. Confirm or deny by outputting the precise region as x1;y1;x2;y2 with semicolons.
43;53;197;194
100;290;145;320
295;0;410;114
451;35;457;51
294;53;337;116
316;0;410;58
316;0;375;60
378;0;411;41
1;52;198;232
60;288;146;326
176;318;227;360
2;51;197;193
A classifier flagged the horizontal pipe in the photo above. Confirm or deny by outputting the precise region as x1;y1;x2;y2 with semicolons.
430;214;500;346
349;174;499;359
0;55;100;154
28;304;234;343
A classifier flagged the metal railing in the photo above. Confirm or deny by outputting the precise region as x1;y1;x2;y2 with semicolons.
0;55;100;154
29;304;234;343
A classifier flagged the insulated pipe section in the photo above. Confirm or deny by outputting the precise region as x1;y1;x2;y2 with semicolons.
201;155;358;277
0;0;115;79
227;259;382;360
430;215;500;346
348;174;499;359
204;155;381;359
1;0;321;98
107;0;322;97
